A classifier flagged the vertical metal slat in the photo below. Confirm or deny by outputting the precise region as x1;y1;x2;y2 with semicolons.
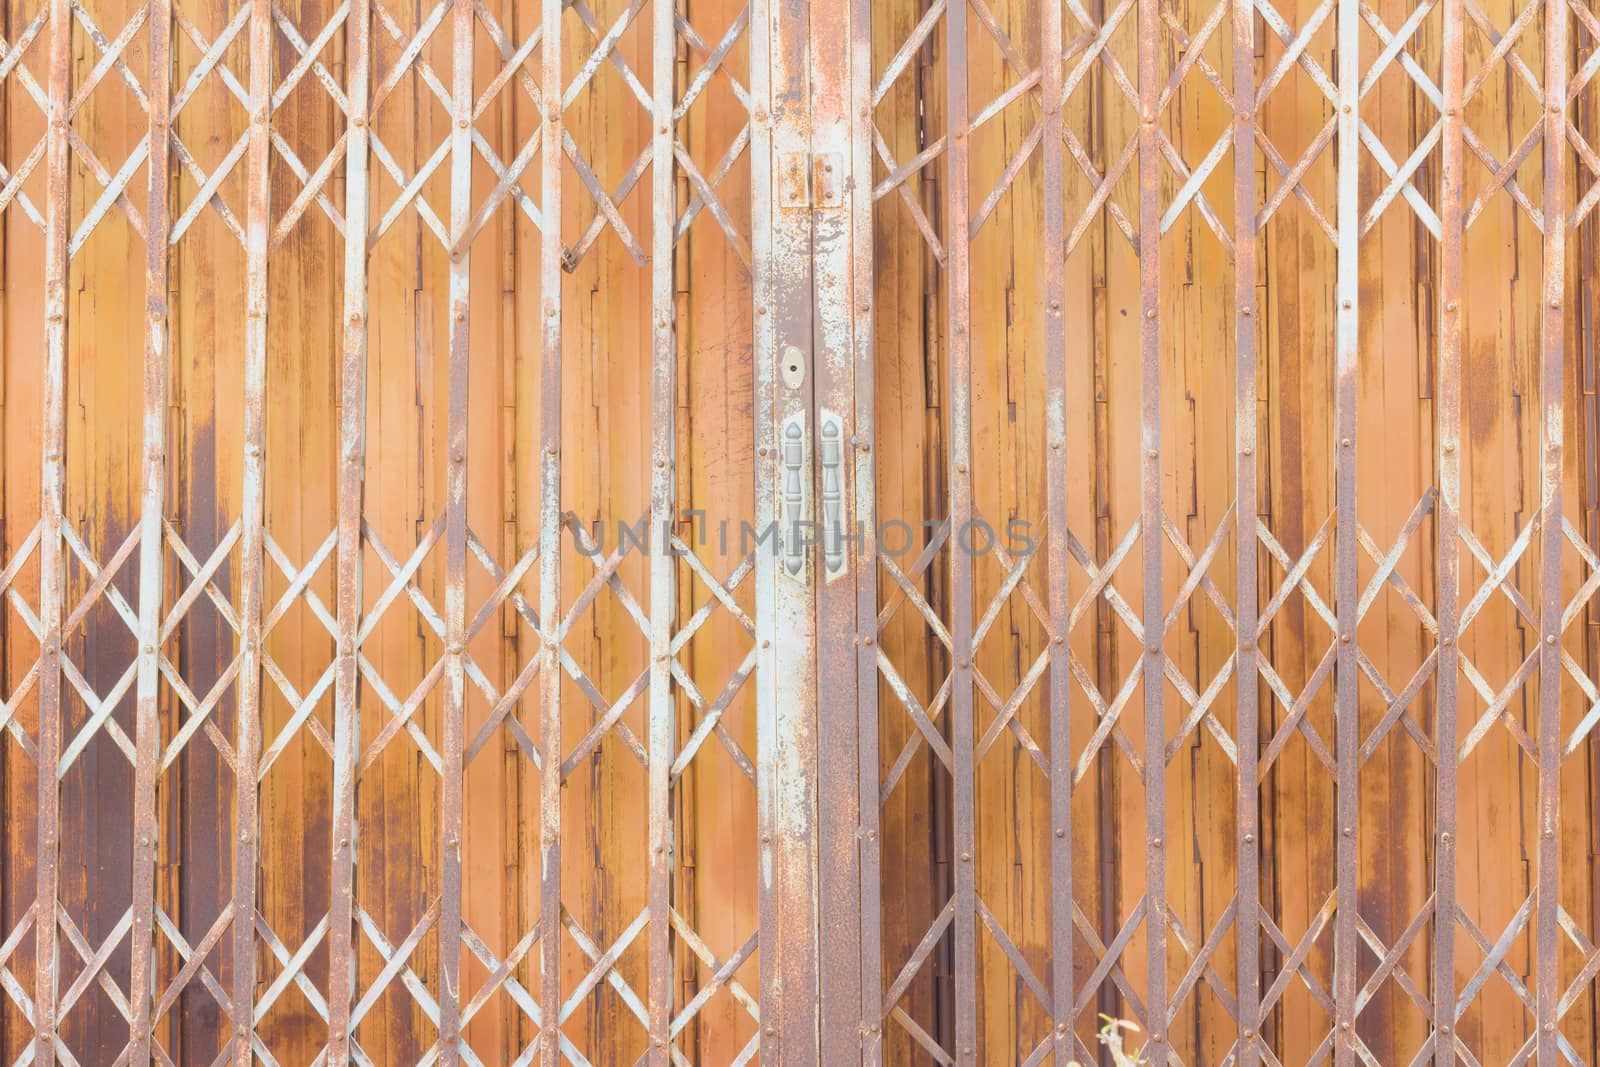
127;0;173;1058
1041;0;1074;1054
944;0;977;1055
536;0;563;1053
1137;0;1166;1050
1536;0;1568;1052
231;0;273;1058
1332;0;1360;1054
1435;0;1464;1056
31;0;70;1058
647;0;678;1054
1231;0;1260;1056
326;0;372;1055
437;0;474;1053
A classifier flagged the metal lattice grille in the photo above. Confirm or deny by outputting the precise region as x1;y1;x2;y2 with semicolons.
1;0;1600;1061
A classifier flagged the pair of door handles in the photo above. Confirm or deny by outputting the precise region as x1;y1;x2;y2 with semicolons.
779;409;847;581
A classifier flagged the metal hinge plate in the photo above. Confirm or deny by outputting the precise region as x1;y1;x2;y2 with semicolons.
779;152;844;210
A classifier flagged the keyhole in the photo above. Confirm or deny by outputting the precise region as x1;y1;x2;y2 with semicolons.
781;345;806;389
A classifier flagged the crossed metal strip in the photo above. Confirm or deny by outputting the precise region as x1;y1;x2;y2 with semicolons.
875;521;958;799
668;541;758;783
0;7;51;228
161;1;349;247
149;904;235;1066
1062;0;1236;250
1460;0;1548;230
367;0;542;250
1259;893;1338;1062
0;522;43;760
1564;0;1600;225
1252;0;1444;241
668;906;759;1061
1064;520;1147;782
670;9;755;266
1456;511;1545;760
1166;902;1238;1035
53;905;135;1064
879;897;955;1059
1559;517;1600;755
971;515;1051;771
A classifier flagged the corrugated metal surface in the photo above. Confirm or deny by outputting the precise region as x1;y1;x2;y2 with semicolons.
1;0;1600;1061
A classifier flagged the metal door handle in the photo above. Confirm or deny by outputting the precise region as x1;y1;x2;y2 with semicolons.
782;414;806;577
819;411;846;579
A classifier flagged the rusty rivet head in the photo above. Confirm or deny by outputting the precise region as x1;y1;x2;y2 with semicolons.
1056;1023;1068;1035
866;829;877;840
1547;634;1557;645
961;851;972;862
1152;1034;1164;1044
1244;1028;1255;1039
1244;832;1255;843
1341;632;1352;643
1551;297;1561;309
1242;306;1253;316
1145;307;1156;319
1342;826;1354;837
1440;831;1452;843
1446;301;1457;312
456;118;468;128
1441;1024;1451;1034
1341;1021;1351;1031
1055;827;1065;837
1152;837;1163;848
1342;299;1352;309
863;635;875;646
1545;1024;1555;1033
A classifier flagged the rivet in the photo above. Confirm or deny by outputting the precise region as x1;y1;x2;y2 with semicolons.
1146;308;1156;319
1147;448;1158;458
1342;299;1352;309
961;851;972;861
1547;634;1557;645
1343;826;1354;837
658;125;668;135
1342;104;1352;114
1441;831;1452;843
1446;301;1457;312
1056;827;1065;837
1244;832;1255;843
1342;632;1351;643
1341;438;1351;448
863;635;875;646
1242;306;1253;316
1152;837;1163;848
1551;297;1561;308
1054;635;1065;645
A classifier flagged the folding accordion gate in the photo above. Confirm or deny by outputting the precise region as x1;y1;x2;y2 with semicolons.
6;0;1600;1059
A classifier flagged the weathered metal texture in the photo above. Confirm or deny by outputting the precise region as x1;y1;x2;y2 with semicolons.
1332;0;1359;1059
9;0;1600;1058
1041;0;1073;1059
647;0;678;1054
230;0;272;1059
1136;0;1166;1054
1538;0;1569;1056
31;0;70;1060
1231;0;1260;1055
125;0;172;1059
437;0;474;1054
325;0;371;1054
943;0;977;1063
1435;0;1464;1056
